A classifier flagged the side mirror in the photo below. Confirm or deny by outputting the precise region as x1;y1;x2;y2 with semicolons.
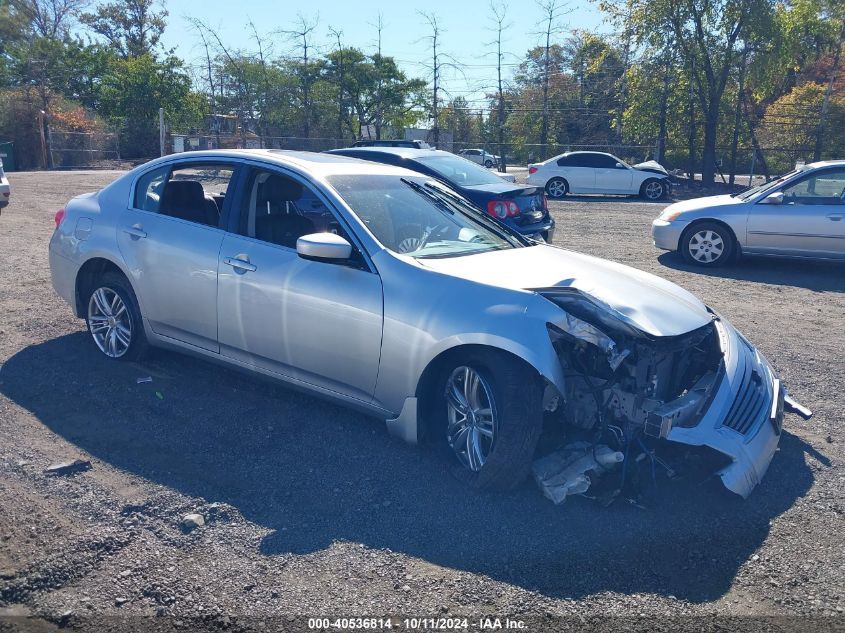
761;191;784;205
296;233;353;261
615;162;625;169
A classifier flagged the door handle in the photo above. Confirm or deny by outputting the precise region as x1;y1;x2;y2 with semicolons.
827;213;844;221
123;225;147;239
223;256;257;273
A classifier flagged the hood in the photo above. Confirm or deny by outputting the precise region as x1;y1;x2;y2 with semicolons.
417;245;712;337
461;182;542;197
665;194;744;214
633;160;669;175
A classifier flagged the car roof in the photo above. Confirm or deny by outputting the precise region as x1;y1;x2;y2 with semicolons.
140;149;419;178
328;147;454;160
801;160;845;170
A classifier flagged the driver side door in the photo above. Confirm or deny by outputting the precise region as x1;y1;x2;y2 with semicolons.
216;166;384;403
746;167;845;259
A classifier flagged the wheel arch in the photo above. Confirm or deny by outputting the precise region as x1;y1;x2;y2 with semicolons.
545;176;569;195
74;256;132;317
678;217;740;254
413;343;546;443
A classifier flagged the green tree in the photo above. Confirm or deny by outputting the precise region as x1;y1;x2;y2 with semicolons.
81;0;166;59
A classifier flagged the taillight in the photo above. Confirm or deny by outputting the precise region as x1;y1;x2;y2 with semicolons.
486;200;519;219
529;166;538;175
54;208;66;228
542;195;548;211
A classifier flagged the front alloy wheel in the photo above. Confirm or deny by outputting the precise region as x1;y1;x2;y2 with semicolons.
445;366;497;472
681;222;734;266
88;287;132;358
643;179;665;200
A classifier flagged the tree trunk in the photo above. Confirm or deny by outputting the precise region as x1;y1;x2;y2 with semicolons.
655;62;670;163
814;19;844;161
728;49;748;186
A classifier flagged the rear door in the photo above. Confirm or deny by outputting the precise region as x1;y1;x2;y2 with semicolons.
557;154;594;193
592;154;635;193
746;167;845;259
216;166;384;401
117;161;238;352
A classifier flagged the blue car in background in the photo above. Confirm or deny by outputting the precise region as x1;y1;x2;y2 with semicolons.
326;147;555;242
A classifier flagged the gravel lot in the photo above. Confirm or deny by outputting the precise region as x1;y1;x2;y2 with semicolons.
0;170;843;631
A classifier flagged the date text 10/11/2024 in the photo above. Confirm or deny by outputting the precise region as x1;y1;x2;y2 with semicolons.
307;618;527;630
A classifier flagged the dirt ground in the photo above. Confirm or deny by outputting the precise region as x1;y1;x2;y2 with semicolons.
0;170;843;632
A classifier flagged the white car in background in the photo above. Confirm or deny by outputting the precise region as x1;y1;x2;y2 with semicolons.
0;159;10;210
458;148;500;168
527;151;671;201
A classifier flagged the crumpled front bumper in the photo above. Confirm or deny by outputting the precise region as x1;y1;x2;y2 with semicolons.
666;319;794;498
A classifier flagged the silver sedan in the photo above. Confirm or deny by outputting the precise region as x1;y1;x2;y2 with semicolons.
49;150;810;498
653;160;845;266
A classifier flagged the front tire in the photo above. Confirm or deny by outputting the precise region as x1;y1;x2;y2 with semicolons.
680;222;735;267
545;177;568;199
484;159;494;168
85;272;147;361
436;350;543;490
641;178;667;201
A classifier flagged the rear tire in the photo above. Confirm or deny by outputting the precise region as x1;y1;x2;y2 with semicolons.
545;177;568;199
680;222;735;267
435;350;543;491
84;272;147;361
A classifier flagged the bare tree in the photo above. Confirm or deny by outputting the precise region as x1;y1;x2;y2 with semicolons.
12;0;88;38
728;44;749;185
328;26;346;143
534;0;568;159
281;13;319;141
419;11;443;145
369;12;385;139
488;2;510;172
249;19;273;145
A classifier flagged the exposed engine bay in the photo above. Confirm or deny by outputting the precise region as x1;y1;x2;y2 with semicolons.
535;290;728;505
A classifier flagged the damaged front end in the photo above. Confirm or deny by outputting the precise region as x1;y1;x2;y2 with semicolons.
534;288;809;504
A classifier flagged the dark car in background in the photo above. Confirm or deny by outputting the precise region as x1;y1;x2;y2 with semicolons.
352;139;432;149
328;147;555;242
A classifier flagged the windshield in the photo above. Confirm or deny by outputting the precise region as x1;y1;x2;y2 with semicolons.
415;154;505;186
327;175;522;258
735;170;798;200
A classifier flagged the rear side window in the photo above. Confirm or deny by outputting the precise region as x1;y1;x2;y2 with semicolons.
133;163;235;228
557;154;581;167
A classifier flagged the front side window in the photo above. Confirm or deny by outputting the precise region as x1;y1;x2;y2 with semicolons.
240;169;348;249
414;154;503;186
780;169;845;205
328;175;522;258
133;163;234;227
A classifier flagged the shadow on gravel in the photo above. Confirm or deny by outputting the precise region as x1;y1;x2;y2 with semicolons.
657;252;845;293
1;333;825;603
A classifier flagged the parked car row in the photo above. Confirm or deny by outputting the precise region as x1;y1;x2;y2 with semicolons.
48;146;813;503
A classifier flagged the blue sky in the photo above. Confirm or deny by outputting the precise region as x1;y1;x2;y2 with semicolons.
160;0;609;103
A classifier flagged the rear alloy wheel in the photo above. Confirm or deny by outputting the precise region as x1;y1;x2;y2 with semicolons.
85;272;147;360
545;177;568;199
641;179;666;201
681;222;735;267
437;351;543;490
